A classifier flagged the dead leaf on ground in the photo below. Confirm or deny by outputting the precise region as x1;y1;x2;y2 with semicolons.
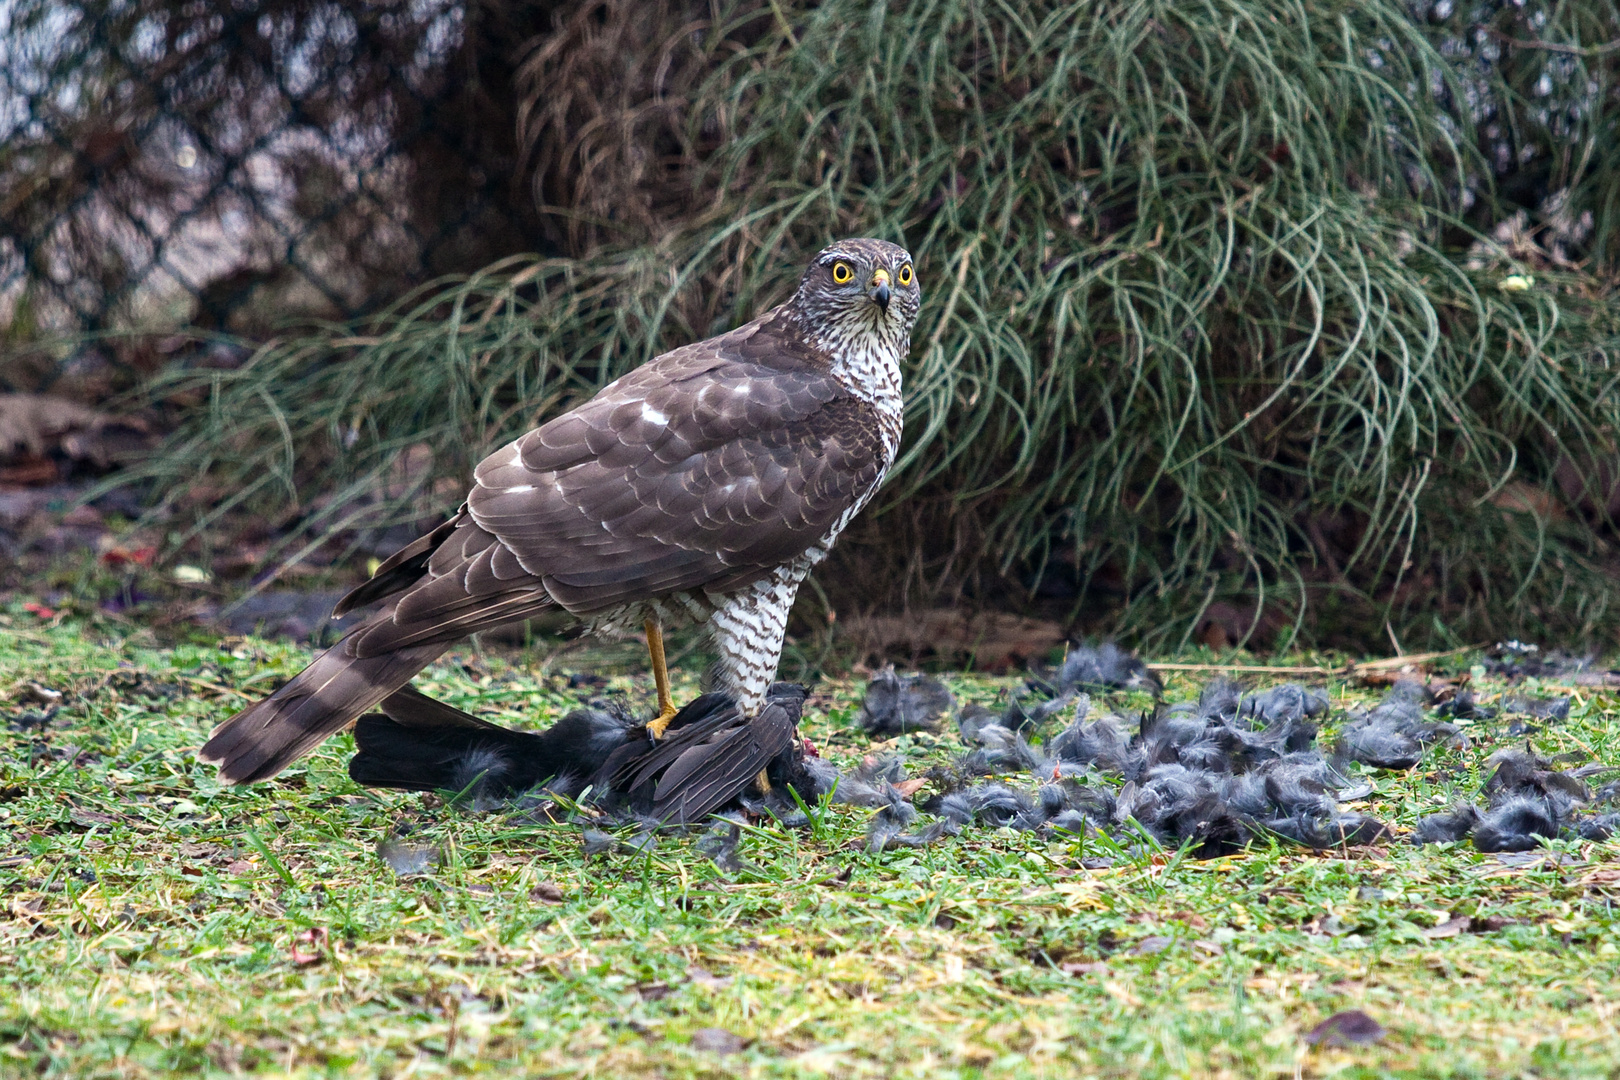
0;396;101;458
1490;480;1568;522
289;927;327;967
1171;910;1208;931
68;810;118;829
1355;671;1457;695
686;966;733;989
0;394;153;472
1423;916;1470;939
689;1028;746;1054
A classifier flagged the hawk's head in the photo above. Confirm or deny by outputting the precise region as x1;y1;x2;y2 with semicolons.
792;238;921;348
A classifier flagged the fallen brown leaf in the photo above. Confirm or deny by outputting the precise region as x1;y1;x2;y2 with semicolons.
1423;916;1470;939
531;881;566;903
689;1027;746;1054
289;928;327;967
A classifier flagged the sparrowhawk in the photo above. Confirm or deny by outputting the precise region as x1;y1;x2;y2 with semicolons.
202;238;922;783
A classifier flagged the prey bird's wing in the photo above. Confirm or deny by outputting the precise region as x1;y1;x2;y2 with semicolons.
591;691;800;824
648;698;799;823
594;693;742;792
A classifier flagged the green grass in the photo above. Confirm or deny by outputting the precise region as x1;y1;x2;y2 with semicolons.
3;610;1620;1077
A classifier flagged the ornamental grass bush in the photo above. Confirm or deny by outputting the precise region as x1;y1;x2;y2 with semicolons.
116;0;1620;652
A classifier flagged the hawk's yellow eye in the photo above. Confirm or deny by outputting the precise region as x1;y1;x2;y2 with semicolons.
831;261;854;284
897;263;913;286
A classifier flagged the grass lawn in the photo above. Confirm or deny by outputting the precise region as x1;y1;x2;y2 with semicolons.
2;608;1619;1078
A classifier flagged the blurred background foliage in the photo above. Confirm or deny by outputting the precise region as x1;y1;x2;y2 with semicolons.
6;0;1620;655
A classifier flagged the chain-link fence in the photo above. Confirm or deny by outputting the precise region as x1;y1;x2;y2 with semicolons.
0;0;565;397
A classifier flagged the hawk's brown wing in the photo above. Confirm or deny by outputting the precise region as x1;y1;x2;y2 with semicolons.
339;314;887;657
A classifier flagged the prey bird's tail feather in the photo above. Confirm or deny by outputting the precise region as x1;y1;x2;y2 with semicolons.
378;683;505;732
201;637;451;784
348;709;549;796
350;689;635;798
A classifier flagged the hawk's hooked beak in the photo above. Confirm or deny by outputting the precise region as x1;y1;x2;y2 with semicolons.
868;268;891;313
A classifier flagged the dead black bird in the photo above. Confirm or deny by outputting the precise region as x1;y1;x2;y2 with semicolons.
1482;641;1599;681
349;683;810;824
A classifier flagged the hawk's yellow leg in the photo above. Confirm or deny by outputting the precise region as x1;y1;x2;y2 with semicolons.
644;619;679;738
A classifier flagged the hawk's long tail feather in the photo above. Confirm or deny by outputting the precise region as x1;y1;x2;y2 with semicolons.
200;635;451;784
349;686;635;797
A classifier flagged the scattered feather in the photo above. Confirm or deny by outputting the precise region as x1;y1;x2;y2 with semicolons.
956;704;1007;745
858;666;954;735
1128;935;1174;956
1340;682;1463;769
1412;804;1482;845
1437;687;1496;721
1483;642;1593;680
1056;643;1162;694
1002;685;1080;734
375;838;439;876
1500;694;1571;723
1472;796;1560;853
696;817;745;873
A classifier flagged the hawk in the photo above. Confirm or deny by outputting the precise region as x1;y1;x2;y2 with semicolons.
202;238;921;783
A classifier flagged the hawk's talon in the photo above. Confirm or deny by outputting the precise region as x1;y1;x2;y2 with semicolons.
646;705;678;741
